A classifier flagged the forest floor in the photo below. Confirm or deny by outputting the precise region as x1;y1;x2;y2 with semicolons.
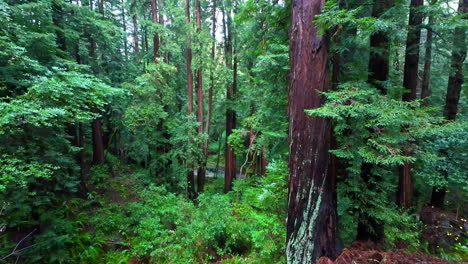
316;243;460;264
77;164;467;263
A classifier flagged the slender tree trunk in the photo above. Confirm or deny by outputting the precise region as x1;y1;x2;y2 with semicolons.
52;1;66;52
402;0;424;102
121;0;128;58
151;0;160;61
368;0;394;94
159;0;165;60
195;0;206;193
398;0;424;209
205;0;216;138
421;0;436;104
202;0;216;180
133;15;140;54
430;0;467;208
186;0;196;199
286;0;339;262
98;0;104;15
223;4;236;193
260;146;267;176
92;117;105;165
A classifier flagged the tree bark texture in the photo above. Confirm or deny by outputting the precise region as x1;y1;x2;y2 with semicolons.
286;0;339;262
224;5;236;193
398;0;424;209
132;15;139;54
421;1;436;104
92;117;105;165
186;0;196;199
151;0;160;61
195;0;206;193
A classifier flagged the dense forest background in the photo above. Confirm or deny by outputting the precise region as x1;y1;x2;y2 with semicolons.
0;0;466;262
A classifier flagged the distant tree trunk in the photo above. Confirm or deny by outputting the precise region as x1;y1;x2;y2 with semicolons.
398;0;424;209
205;0;216;138
52;1;66;52
223;5;236;193
133;15;140;54
121;0;128;58
402;0;424;102
195;0;206;193
98;0;104;15
421;0;436;104
151;0;160;61
357;0;394;242
368;0;394;94
430;0;467;208
260;146;267;175
286;0;339;262
92;117;105;165
159;0;165;60
186;0;196;199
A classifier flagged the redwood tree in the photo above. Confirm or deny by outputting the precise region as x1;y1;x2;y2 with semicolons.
286;0;339;262
398;0;424;208
151;0;160;61
186;0;195;199
195;0;206;193
223;3;236;193
421;0;437;104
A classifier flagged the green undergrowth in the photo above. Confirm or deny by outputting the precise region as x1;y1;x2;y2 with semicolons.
29;161;288;263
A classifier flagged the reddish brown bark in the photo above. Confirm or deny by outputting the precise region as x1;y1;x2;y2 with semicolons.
205;0;216;138
92;117;105;165
430;0;467;208
223;5;236;193
402;0;424;102
195;0;206;193
260;146;267;176
398;0;423;209
132;15;139;54
286;0;338;262
186;0;195;199
151;0;160;61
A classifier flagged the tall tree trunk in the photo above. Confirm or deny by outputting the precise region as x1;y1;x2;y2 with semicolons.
398;0;423;209
286;0;339;262
151;0;160;61
186;0;196;199
121;0;128;58
52;1;66;52
98;0;104;15
133;15;140;54
430;0;467;208
357;0;394;242
159;0;165;60
195;0;206;193
203;0;216;176
368;0;394;94
223;4;236;193
92;117;105;165
421;0;436;104
205;0;216;138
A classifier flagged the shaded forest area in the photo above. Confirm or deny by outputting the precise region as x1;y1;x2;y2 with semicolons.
0;0;467;263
